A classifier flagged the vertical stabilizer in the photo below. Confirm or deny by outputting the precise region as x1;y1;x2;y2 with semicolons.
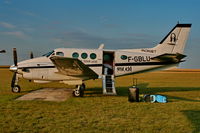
153;24;192;54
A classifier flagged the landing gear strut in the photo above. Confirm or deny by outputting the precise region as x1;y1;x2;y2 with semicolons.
11;73;21;93
73;84;85;97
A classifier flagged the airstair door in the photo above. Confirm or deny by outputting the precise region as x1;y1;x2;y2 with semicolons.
102;51;117;95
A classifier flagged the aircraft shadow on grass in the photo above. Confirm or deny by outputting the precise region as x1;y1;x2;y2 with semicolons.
85;83;200;102
182;110;200;133
166;95;200;102
18;82;199;102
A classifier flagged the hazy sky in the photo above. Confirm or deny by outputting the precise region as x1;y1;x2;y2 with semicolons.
0;0;199;68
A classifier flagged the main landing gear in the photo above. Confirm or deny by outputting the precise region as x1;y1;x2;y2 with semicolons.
73;84;85;97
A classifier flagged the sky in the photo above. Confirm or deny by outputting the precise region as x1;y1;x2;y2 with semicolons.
0;0;200;68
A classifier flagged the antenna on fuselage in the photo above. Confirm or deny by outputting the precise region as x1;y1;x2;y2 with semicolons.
98;43;104;49
30;51;34;59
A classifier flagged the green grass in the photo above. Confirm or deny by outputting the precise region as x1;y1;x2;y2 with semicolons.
0;69;200;133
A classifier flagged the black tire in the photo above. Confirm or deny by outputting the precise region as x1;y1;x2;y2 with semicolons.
128;88;139;102
73;88;80;97
12;85;21;93
82;83;86;90
79;85;84;97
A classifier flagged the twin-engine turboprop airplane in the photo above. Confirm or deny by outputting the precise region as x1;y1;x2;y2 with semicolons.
10;23;192;97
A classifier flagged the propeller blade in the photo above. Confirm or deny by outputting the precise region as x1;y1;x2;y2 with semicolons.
13;48;17;66
30;51;34;59
11;72;16;88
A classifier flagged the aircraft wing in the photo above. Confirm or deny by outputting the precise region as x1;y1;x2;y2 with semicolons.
50;56;98;79
151;53;186;63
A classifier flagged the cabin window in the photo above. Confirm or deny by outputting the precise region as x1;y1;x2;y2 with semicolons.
72;52;79;58
81;53;88;59
90;53;97;59
56;52;64;56
121;55;127;60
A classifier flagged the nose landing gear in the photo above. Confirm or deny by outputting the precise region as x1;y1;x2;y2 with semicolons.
11;48;21;93
11;73;21;93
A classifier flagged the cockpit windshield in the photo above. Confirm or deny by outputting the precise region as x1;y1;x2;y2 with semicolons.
42;50;54;57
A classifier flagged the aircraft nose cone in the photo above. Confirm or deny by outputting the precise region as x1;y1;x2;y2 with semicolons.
10;65;18;72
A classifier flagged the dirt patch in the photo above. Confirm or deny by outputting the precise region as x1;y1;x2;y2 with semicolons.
16;88;73;102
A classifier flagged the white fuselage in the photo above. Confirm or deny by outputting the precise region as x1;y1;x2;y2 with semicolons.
13;47;177;84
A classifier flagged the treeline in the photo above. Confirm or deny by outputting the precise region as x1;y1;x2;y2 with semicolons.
0;66;9;69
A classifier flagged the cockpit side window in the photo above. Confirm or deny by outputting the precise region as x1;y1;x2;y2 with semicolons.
56;52;64;56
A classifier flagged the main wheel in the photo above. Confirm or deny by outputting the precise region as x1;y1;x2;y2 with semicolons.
12;85;21;93
73;84;84;97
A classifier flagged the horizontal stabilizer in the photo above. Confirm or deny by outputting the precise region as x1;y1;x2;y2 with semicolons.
151;53;186;63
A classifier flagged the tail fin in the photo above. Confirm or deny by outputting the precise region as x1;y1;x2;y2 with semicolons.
153;24;192;54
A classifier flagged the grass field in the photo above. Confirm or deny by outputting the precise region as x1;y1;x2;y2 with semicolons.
0;69;200;133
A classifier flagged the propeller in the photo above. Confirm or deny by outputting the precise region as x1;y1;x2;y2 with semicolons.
11;48;18;88
30;51;34;59
13;48;18;66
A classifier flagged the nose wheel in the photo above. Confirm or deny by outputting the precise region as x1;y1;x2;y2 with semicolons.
73;84;85;97
12;85;21;93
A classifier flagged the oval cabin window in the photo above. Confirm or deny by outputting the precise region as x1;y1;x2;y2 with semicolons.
81;53;88;59
90;53;97;59
121;55;127;60
72;52;79;58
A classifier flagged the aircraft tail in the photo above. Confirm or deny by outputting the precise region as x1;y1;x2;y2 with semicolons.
153;23;192;54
